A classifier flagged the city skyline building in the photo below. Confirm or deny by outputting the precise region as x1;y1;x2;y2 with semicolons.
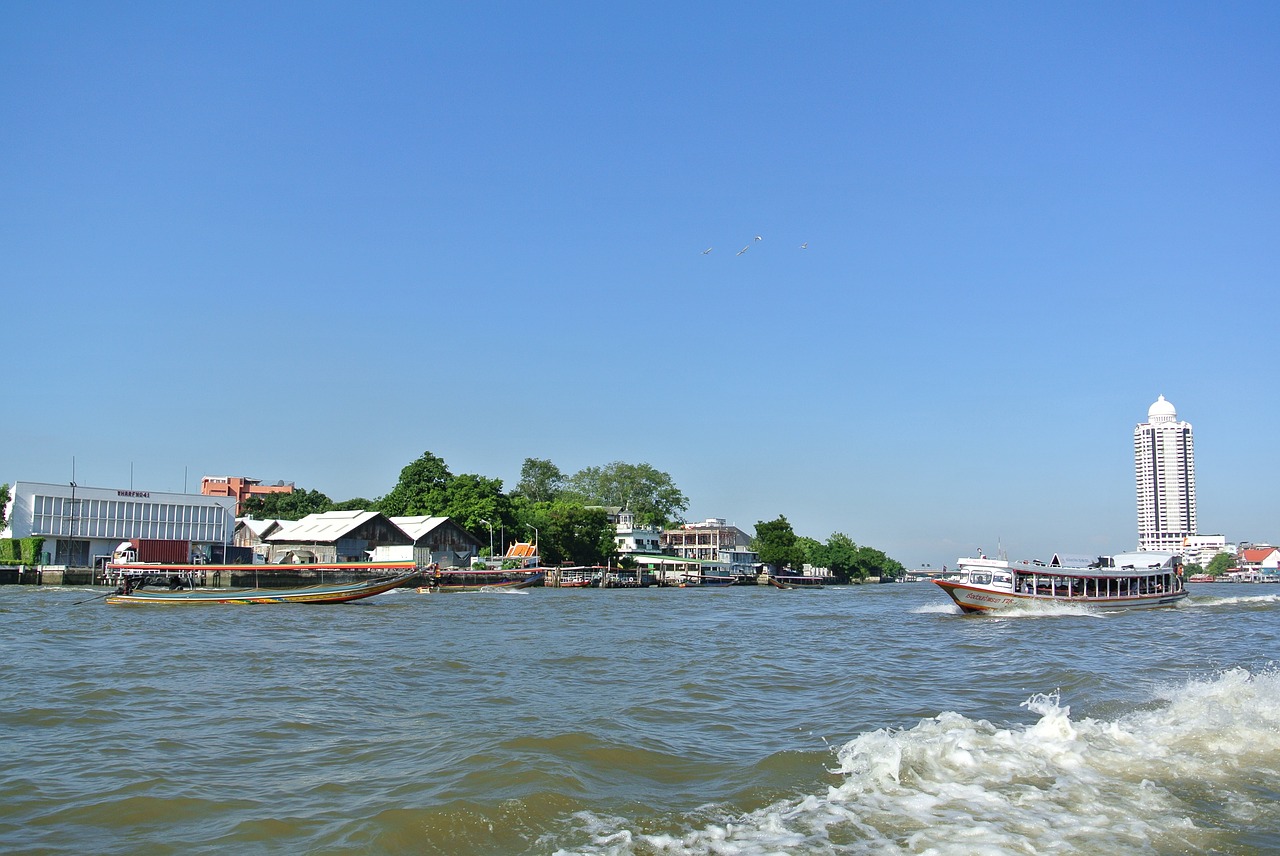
1134;395;1197;552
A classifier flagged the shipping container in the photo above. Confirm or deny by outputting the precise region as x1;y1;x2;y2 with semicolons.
115;539;190;564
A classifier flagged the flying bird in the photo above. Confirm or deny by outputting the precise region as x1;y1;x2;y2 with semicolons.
800;242;808;249
754;235;762;241
736;245;749;256
702;247;713;254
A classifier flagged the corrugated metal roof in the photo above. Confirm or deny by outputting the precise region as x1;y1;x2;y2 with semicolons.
267;510;381;542
389;516;452;541
237;518;282;538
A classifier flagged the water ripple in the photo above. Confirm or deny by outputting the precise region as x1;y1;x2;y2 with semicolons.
0;583;1275;853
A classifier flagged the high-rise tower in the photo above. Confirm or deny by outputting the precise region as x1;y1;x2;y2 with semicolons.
1134;395;1197;552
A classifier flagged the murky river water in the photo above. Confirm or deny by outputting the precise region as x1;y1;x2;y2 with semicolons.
1;582;1276;854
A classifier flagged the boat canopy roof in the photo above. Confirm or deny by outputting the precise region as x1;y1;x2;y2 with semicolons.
1109;551;1179;570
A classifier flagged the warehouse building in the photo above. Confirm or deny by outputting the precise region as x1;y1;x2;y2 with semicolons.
2;480;236;567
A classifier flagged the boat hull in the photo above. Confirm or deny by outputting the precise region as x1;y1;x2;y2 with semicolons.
105;573;416;605
768;575;825;590
934;579;1188;613
416;571;545;593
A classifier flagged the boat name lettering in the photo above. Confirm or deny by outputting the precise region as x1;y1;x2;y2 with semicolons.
116;490;151;498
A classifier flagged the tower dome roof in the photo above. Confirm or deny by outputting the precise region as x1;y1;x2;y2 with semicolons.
1148;394;1177;423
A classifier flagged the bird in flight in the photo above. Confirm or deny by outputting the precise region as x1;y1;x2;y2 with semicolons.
736;245;749;256
754;235;762;241
799;242;808;249
702;247;713;254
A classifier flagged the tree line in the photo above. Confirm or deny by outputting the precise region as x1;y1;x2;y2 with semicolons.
240;453;687;567
754;515;906;582
238;452;906;579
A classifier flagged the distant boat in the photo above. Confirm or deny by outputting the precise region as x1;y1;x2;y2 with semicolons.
415;568;544;593
678;573;737;587
934;551;1187;613
767;574;825;590
698;574;737;587
104;562;417;605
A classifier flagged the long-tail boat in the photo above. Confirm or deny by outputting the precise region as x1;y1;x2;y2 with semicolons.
104;562;418;605
415;568;545;593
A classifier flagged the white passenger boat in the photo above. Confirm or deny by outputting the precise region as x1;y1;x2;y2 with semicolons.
934;550;1187;613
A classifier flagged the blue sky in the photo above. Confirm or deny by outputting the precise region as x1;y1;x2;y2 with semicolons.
3;2;1277;568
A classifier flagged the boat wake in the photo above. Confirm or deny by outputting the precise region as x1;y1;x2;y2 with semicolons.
912;599;1101;618
908;602;959;615
556;668;1280;854
1184;592;1280;609
984;598;1103;618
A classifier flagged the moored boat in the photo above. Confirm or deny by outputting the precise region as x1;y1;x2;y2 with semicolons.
415;568;545;593
766;574;826;590
677;573;737;587
934;551;1187;613
104;562;418;605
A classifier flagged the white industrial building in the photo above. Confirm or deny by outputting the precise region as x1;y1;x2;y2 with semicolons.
1180;534;1232;568
1134;395;1197;553
2;480;236;566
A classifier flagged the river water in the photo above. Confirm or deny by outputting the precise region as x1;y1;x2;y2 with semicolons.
1;582;1277;855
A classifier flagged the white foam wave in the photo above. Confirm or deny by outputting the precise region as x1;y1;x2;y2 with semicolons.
557;668;1280;855
1185;593;1280;608
913;598;1103;619
984;598;1103;619
910;602;959;614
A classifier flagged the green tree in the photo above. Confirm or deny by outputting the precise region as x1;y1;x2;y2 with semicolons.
795;536;823;569
753;515;805;571
0;483;9;529
241;488;334;521
513;499;613;566
331;497;373;511
849;545;905;582
377;451;453;517
514;458;565;503
1206;552;1235;577
565;461;688;528
443;473;515;540
374;451;521;547
810;532;859;580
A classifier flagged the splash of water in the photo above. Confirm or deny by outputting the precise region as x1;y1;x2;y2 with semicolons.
558;668;1280;855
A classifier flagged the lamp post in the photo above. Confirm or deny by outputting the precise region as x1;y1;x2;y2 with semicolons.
529;526;539;566
479;518;494;564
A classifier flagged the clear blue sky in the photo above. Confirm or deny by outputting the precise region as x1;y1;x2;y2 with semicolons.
3;2;1277;568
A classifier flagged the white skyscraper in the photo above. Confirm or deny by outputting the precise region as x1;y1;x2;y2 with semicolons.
1134;395;1197;552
